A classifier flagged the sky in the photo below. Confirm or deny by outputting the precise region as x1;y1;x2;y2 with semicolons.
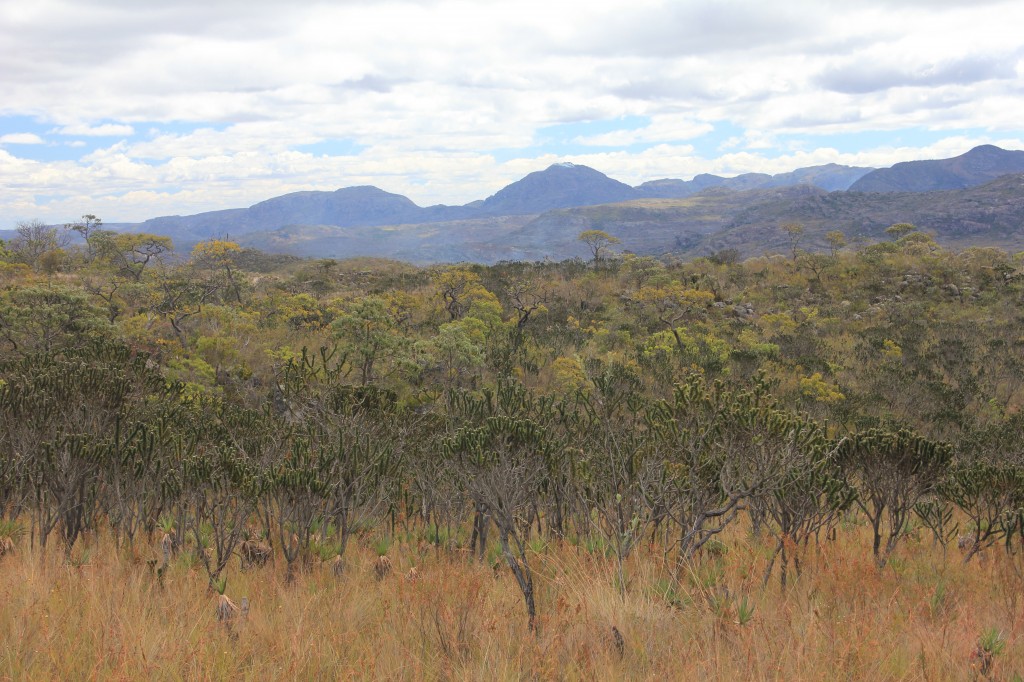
2;0;1024;226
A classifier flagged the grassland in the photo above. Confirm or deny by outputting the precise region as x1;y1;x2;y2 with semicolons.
1;522;1020;680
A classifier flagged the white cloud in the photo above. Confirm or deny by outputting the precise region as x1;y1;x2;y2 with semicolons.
55;123;135;137
0;133;44;144
574;116;714;147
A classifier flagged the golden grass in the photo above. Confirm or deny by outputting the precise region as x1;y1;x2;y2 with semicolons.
0;526;1021;680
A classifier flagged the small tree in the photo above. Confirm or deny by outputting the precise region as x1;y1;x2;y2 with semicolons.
66;215;103;262
0;286;109;355
442;378;557;633
943;418;1024;561
180;408;262;591
444;415;546;632
942;461;1024;561
576;365;651;594
94;232;173;282
9;220;67;271
825;230;846;258
0;340;169;555
432;267;495;321
781;222;805;261
750;417;854;588
578;229;620;264
505;278;548;331
885;223;917;241
645;378;784;567
275;355;405;570
836;428;951;568
191;239;243;303
331;297;412;385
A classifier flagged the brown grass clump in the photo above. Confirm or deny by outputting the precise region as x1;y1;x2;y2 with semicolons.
0;520;24;558
216;594;241;622
374;554;392;581
238;539;272;570
0;524;1022;680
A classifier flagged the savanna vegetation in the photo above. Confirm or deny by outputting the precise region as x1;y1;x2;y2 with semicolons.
1;217;1023;679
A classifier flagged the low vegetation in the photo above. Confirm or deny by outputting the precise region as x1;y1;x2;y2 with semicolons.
1;217;1023;678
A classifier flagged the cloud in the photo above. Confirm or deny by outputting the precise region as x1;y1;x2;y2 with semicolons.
1;0;1024;226
0;133;44;144
815;54;1019;94
573;116;714;147
55;123;135;137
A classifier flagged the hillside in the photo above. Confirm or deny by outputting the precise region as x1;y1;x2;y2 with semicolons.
506;174;1024;260
635;163;873;198
134;186;471;246
849;144;1024;192
476;162;642;215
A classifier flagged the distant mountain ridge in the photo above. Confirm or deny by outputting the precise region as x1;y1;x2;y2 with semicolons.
636;163;873;198
127;159;877;245
849;145;1024;192
110;144;1024;263
230;173;1024;264
135;186;477;246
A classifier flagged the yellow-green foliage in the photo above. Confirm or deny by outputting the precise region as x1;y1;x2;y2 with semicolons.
799;372;845;404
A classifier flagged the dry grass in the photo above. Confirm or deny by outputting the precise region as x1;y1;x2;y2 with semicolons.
0;526;1021;680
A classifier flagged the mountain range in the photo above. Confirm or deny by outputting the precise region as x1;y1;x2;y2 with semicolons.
849;144;1024;192
12;144;1022;263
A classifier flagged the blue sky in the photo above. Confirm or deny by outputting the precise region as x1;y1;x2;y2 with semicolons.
2;0;1024;225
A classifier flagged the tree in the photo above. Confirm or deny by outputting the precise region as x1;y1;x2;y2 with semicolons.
632;281;715;362
505;278;548;330
781;222;804;261
576;365;652;594
0;286;110;355
95;232;173;282
9;220;67;271
422;319;486;388
149;266;225;348
0;340;171;554
432;267;497;321
331;296;412;385
620;254;666;290
644;379;753;565
192;240;244;304
271;352;405;574
826;230;847;258
643;377;818;572
943;417;1024;561
578;229;620;264
444;413;546;632
836;428;951;568
885;223;917;241
749;415;853;588
66;215;103;261
180;419;262;591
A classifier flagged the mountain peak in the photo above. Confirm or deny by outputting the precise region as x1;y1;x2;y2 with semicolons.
850;144;1024;192
478;163;640;215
